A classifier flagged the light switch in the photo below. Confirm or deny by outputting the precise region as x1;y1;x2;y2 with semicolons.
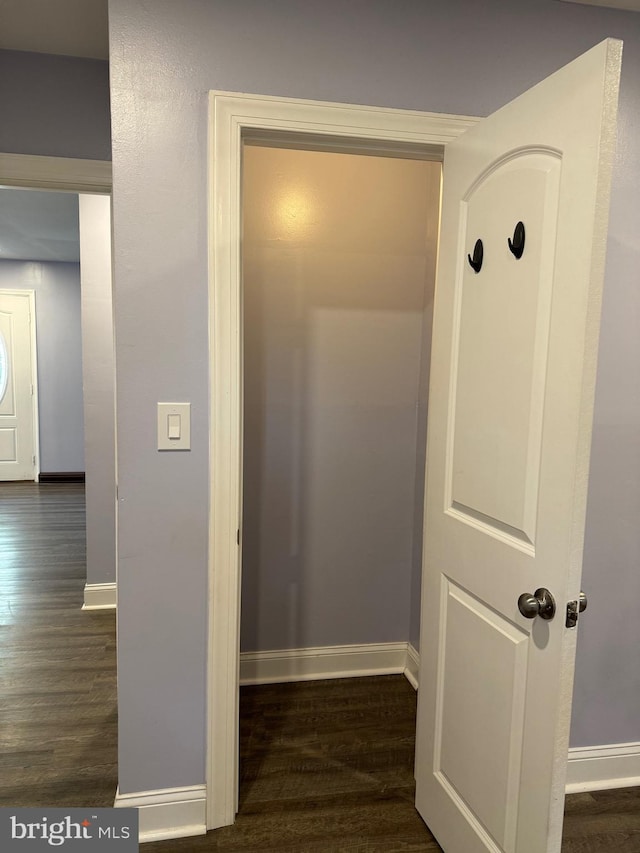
158;403;191;450
167;414;181;440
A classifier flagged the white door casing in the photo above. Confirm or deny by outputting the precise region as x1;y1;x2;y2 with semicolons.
0;290;38;481
415;39;621;853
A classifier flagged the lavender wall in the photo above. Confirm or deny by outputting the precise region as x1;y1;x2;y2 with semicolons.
0;259;84;473
108;0;640;794
0;49;111;161
241;146;439;654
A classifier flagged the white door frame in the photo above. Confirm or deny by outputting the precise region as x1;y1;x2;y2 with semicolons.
206;91;479;830
0;288;39;480
0;152;112;193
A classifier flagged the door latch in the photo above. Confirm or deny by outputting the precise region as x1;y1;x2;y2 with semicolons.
566;591;588;628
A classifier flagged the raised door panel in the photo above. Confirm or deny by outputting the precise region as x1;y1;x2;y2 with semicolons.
435;580;528;852
449;152;561;552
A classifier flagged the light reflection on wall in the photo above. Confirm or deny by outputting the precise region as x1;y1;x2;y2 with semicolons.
274;186;316;240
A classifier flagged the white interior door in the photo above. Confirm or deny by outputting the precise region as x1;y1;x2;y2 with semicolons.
415;40;621;853
0;291;36;481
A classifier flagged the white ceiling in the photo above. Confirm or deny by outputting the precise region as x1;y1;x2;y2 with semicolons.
0;189;80;263
0;0;108;60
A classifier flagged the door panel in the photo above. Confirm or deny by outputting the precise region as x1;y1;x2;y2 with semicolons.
415;40;621;853
450;152;560;549
0;292;36;481
435;580;528;851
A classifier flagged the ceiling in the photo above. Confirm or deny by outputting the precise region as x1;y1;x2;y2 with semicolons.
0;0;108;60
0;189;80;263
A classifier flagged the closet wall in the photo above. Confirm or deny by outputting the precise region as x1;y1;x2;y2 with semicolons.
241;145;441;653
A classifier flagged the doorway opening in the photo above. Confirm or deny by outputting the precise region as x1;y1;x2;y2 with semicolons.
236;137;442;833
240;142;440;673
0;183;116;608
0;187;83;484
206;92;476;830
0;154;117;812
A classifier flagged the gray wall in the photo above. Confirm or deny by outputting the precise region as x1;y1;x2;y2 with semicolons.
0;259;84;473
79;195;116;587
108;0;640;794
0;49;111;161
242;146;439;653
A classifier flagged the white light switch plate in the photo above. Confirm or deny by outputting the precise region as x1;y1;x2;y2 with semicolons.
157;402;191;450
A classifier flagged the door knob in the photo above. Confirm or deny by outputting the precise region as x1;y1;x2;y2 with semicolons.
518;587;556;620
579;591;587;613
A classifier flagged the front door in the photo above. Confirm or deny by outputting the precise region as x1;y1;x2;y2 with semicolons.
415;39;621;853
0;291;36;481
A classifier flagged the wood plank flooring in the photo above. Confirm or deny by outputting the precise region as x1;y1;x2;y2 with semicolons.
1;482;639;851
0;482;117;808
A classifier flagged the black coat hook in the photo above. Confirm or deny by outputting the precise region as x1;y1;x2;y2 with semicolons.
468;238;483;273
508;221;525;259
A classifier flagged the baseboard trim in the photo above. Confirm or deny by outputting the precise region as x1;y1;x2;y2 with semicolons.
566;741;640;793
114;785;207;843
404;643;420;690
39;471;86;483
82;582;117;610
240;641;413;685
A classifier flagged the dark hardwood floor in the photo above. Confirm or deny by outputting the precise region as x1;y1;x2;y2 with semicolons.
0;482;117;808
1;482;639;851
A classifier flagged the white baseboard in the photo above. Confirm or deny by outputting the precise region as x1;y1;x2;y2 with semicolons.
114;785;207;844
566;741;640;793
82;582;117;610
240;641;414;685
404;643;420;690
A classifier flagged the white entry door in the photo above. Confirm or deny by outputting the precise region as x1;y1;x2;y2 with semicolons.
0;291;37;481
415;40;621;853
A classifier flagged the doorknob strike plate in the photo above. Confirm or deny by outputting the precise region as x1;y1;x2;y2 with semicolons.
566;601;578;628
566;591;587;628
